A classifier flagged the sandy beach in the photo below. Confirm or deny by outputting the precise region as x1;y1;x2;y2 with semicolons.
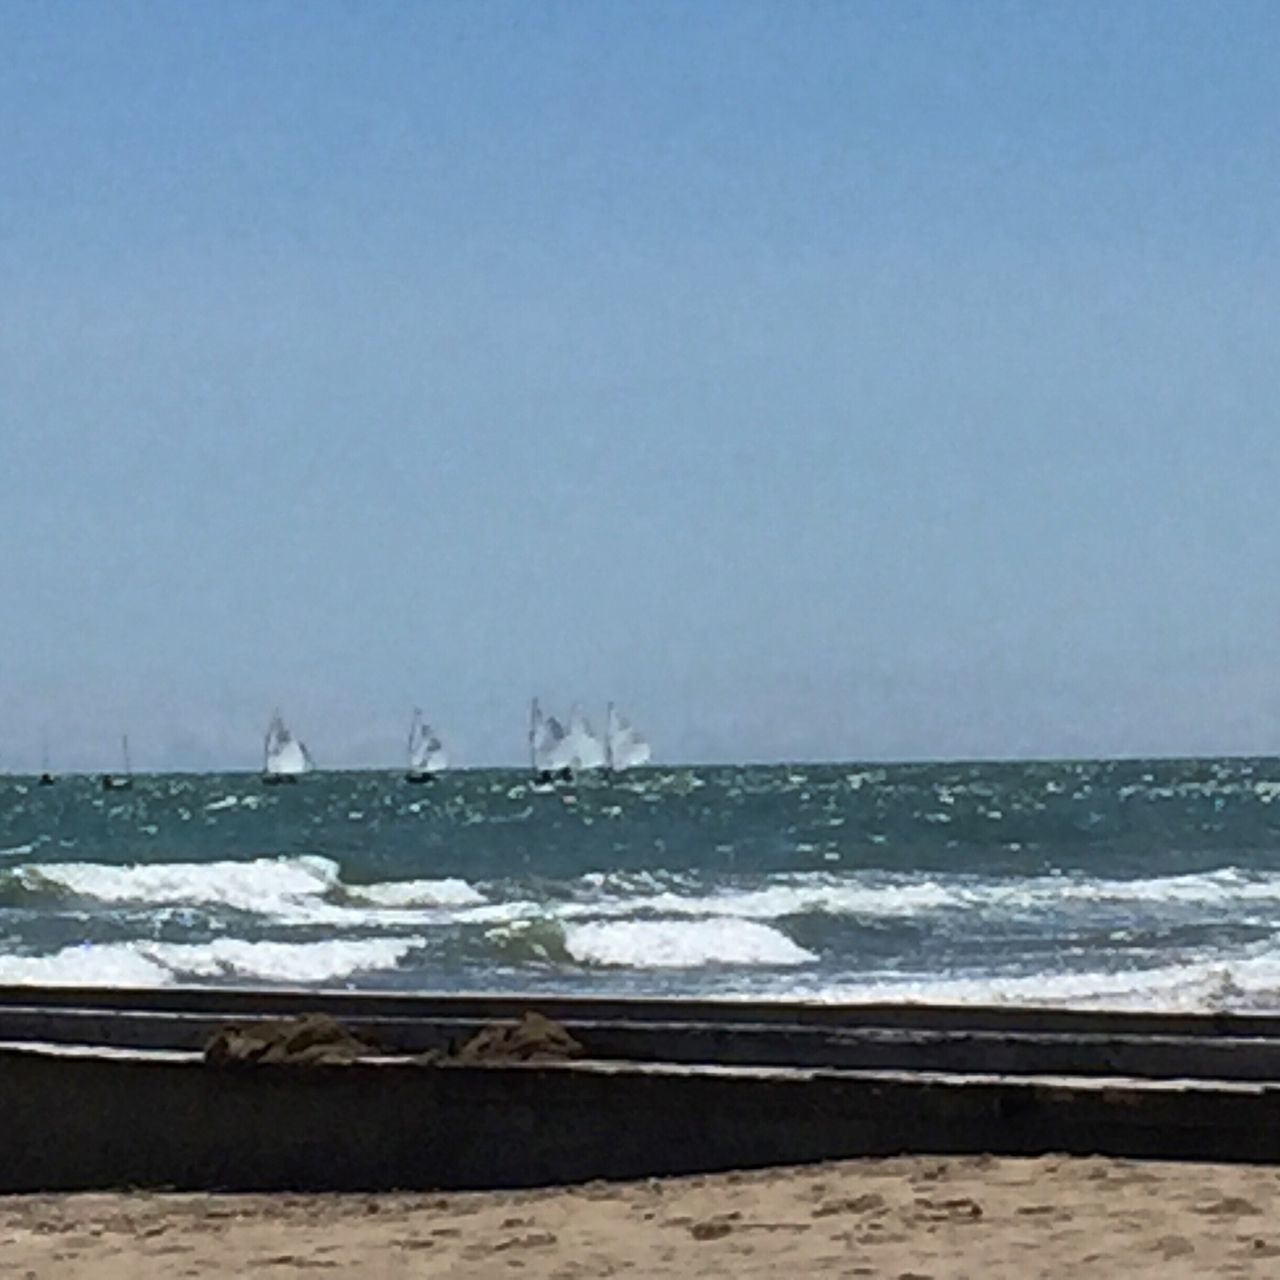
2;1154;1279;1278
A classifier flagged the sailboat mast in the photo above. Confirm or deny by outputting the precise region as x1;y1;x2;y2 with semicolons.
605;702;615;771
122;734;131;777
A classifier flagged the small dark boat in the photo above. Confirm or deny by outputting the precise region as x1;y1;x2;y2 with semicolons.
101;735;133;791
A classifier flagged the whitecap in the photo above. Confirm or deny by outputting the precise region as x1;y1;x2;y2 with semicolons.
146;936;424;984
0;942;172;987
800;942;1280;1013
346;878;484;908
544;866;1280;930
564;919;815;968
15;855;342;917
2;855;500;930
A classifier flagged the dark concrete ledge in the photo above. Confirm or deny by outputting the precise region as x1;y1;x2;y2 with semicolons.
2;988;1279;1190
3;1041;1280;1192
2;1008;1280;1083
0;984;1270;1037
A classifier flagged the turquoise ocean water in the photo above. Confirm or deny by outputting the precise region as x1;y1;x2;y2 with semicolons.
2;759;1280;1007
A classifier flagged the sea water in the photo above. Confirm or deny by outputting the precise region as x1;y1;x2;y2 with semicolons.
2;758;1280;1008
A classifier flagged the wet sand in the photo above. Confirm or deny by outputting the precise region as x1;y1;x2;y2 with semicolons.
3;1155;1280;1277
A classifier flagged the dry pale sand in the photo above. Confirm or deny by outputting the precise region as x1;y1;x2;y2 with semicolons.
2;1155;1280;1278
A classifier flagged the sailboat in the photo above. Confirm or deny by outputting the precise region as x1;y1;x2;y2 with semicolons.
37;744;55;787
101;735;133;791
261;710;312;785
405;709;448;783
563;705;606;773
605;703;651;774
529;697;572;783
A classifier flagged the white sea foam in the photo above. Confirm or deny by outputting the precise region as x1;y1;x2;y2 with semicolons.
563;868;1280;924
0;935;424;988
456;900;546;925
799;944;1280;1013
3;856;488;926
555;877;1000;923
18;855;342;916
564;919;816;968
147;936;424;984
0;943;172;987
346;878;484;908
6;854;1275;942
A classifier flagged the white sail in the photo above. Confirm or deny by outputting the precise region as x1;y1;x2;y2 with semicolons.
263;710;312;776
606;703;651;771
564;705;606;772
407;708;448;774
529;698;571;773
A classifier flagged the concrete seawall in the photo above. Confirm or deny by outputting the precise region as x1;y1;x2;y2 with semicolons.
2;987;1280;1190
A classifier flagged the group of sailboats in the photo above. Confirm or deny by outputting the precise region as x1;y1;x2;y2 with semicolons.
35;738;132;790
263;700;648;786
528;699;651;783
260;707;452;785
27;702;649;786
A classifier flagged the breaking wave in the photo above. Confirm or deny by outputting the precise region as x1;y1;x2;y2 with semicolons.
4;855;342;915
346;878;484;908
0;936;424;988
561;867;1280;922
4;760;1280;1004
0;855;485;925
802;942;1280;1013
563;919;816;969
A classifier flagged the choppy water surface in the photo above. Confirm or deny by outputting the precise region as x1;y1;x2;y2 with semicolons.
3;758;1280;1008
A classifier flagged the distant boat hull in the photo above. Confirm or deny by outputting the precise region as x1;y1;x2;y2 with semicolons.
260;773;300;787
101;777;132;792
403;770;438;785
534;767;575;785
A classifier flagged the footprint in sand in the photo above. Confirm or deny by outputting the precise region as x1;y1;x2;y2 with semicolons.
913;1196;983;1222
1194;1196;1261;1216
690;1220;734;1241
812;1193;888;1219
1155;1234;1194;1259
492;1232;557;1251
1244;1238;1280;1257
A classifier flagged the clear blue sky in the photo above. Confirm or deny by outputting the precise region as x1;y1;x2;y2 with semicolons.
2;0;1279;770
